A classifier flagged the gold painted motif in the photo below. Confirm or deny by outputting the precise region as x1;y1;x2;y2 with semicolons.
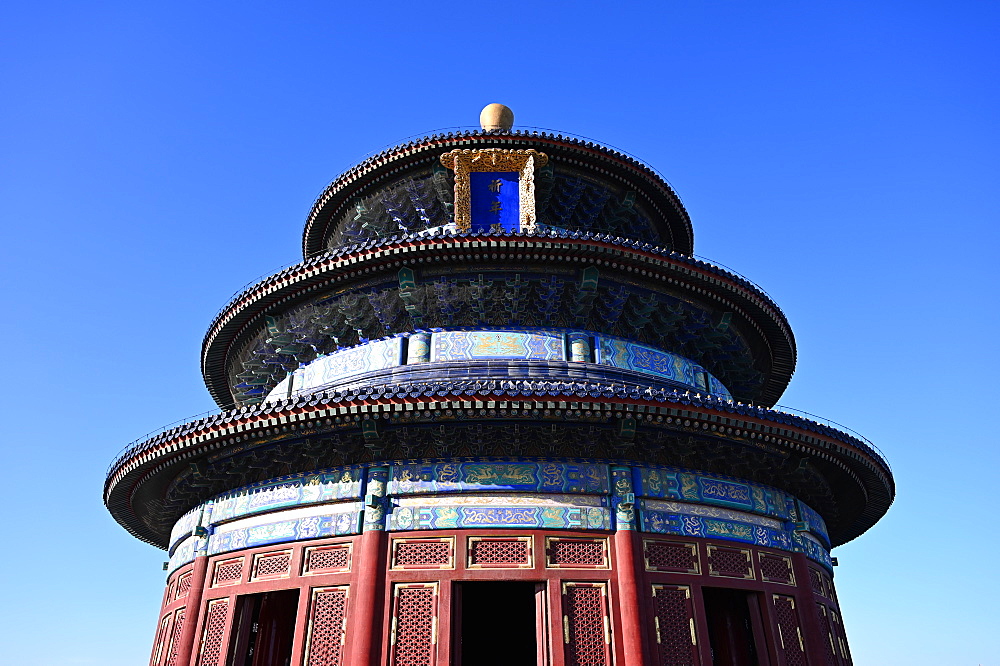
439;148;548;232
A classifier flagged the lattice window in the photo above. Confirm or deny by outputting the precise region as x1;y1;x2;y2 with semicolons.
305;544;352;574
831;609;853;665
644;540;699;574
164;580;175;607
809;568;827;597
391;538;453;569
150;613;172;666
164;608;186;666
651;584;699;666
759;553;795;585
563;582;612;666
468;537;533;568
815;603;839;666
175;571;193;600
390;583;437;666
824;573;839;605
212;558;243;586
772;595;807;666
546;537;608;568
197;598;231;666
305;586;349;666
707;546;753;579
252;551;292;580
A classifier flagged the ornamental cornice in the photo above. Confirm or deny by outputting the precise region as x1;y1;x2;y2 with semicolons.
201;230;795;410
105;382;892;550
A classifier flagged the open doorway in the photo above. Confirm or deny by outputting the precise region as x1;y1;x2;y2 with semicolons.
454;582;544;666
226;589;299;666
702;588;768;666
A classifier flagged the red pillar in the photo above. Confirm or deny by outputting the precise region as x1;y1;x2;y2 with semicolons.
349;464;390;666
175;554;209;666
347;529;388;666
614;530;648;666
790;551;832;665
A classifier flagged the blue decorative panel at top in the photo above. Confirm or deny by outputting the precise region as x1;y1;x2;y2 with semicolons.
388;493;611;531
207;502;363;556
266;337;403;400
639;498;797;554
796;500;830;547
795;532;834;568
431;330;564;362
209;469;364;524
634;466;794;522
598;337;705;389
707;374;733;401
389;461;609;496
470;171;520;232
167;536;197;573
169;507;202;550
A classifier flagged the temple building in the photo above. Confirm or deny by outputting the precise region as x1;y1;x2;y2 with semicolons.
106;104;893;666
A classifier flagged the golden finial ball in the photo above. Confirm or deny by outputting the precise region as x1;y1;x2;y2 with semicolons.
480;103;514;131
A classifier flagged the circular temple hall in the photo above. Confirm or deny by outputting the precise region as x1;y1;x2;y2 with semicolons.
106;106;894;666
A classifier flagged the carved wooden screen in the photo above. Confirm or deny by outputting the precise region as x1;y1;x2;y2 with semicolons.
176;571;193;600
562;582;612;666
829;608;853;666
772;595;808;666
197;598;231;666
150;613;173;666
815;603;841;666
389;582;438;666
164;608;186;666
650;584;699;666
304;586;349;666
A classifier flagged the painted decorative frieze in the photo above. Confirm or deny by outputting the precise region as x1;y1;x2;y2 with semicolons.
388;492;612;531
389;461;609;496
164;460;833;573
431;329;564;362
207;502;364;556
210;469;364;524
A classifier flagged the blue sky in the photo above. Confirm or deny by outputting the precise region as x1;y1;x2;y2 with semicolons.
1;2;997;664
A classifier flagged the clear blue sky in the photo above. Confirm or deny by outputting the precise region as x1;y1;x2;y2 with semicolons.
2;2;997;664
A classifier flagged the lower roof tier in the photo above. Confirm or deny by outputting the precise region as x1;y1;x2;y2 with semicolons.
105;380;892;551
164;460;833;576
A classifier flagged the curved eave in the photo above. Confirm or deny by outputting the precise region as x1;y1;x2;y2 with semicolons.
201;232;796;410
105;389;892;550
301;131;695;258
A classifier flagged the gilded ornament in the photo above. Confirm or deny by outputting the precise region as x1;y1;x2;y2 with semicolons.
439;148;549;232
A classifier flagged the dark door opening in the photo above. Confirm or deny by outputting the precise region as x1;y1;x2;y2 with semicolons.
703;588;767;666
455;582;542;666
227;589;299;666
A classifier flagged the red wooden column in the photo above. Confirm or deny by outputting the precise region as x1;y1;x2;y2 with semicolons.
790;550;833;664
612;465;647;666
175;554;209;666
347;465;390;666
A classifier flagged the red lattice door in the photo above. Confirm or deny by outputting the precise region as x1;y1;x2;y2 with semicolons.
772;595;809;666
197;598;232;666
829;608;853;666
164;608;186;666
815;603;840;666
651;584;700;666
561;582;612;666
150;613;173;666
389;582;438;666
304;586;349;666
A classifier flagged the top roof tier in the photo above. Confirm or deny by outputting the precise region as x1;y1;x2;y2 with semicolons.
301;128;695;258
